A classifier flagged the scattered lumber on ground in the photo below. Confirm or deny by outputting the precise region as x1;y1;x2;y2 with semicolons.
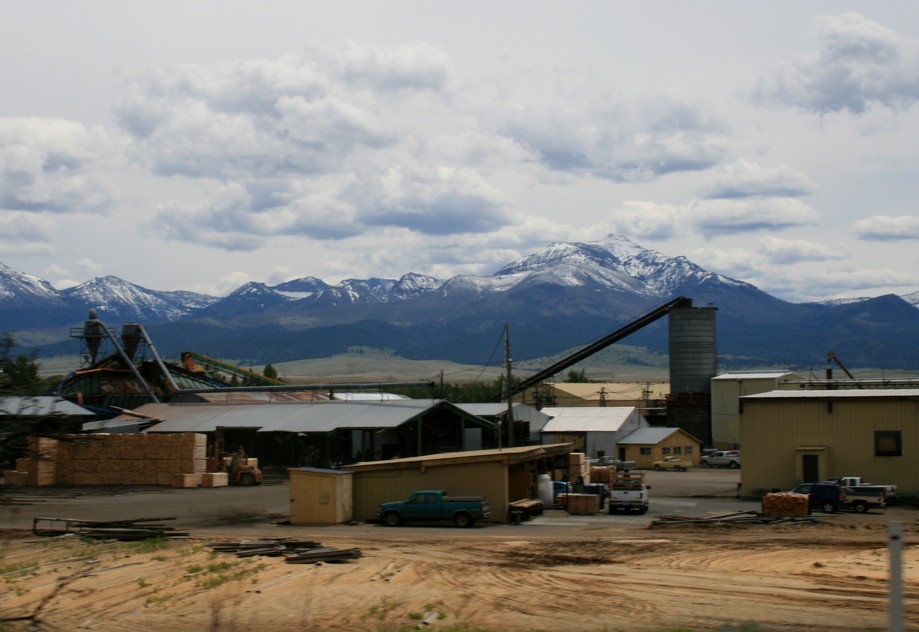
650;510;826;527
32;516;189;540
208;538;362;564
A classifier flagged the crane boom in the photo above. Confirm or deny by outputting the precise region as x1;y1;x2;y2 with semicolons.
509;296;693;397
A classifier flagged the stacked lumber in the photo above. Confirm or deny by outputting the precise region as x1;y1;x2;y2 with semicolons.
569;452;589;483
589;466;616;484
566;493;600;515
761;492;810;516
208;538;362;564
7;433;210;487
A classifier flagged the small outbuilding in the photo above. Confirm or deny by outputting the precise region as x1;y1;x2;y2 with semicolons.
289;467;354;525
616;427;702;469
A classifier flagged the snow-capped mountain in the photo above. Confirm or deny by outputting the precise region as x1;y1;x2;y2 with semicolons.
0;262;64;305
60;276;218;323
3;234;919;370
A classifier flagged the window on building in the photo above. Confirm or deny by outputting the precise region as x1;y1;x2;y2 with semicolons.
640;447;651;456
662;447;672;456
673;447;682;455
875;431;902;457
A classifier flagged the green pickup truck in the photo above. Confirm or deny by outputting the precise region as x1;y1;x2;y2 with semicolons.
378;490;490;528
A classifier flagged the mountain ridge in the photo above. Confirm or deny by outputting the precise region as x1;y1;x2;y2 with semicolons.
2;235;919;371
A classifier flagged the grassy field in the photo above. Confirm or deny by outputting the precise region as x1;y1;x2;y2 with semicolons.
35;349;671;385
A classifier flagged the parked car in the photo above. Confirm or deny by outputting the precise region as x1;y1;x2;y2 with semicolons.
608;472;650;514
792;481;886;513
377;490;490;527
791;482;847;513
824;476;898;504
652;456;691;471
589;456;636;471
699;450;741;469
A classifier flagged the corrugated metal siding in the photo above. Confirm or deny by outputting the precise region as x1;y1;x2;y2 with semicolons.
740;397;919;496
352;461;509;523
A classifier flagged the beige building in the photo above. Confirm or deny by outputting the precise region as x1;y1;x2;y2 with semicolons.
616;427;702;469
519;382;669;423
739;389;919;498
289;467;353;524
710;371;801;449
341;444;573;524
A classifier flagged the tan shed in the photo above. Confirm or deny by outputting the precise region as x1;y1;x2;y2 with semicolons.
343;444;573;524
289;467;354;525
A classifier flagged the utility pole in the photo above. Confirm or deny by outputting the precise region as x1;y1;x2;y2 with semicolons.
504;323;514;448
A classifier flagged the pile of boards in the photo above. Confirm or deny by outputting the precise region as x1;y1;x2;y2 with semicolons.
209;538;362;564
761;491;810;516
33;516;189;540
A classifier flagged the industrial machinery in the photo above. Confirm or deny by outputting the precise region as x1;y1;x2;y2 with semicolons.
219;447;263;486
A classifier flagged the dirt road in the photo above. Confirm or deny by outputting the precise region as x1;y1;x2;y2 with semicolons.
2;471;917;631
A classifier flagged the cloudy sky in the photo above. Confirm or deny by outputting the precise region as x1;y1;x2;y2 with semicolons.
2;2;919;303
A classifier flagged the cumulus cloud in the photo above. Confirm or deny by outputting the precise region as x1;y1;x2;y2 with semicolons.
605;201;681;239
702;159;818;199
0;117;118;214
0;212;53;255
754;13;919;114
758;236;847;264
689;197;820;235
353;165;512;235
502;95;729;181
114;43;450;179
855;214;919;240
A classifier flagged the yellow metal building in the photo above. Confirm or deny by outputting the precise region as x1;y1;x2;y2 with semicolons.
710;371;801;449
342;444;573;524
739;389;919;498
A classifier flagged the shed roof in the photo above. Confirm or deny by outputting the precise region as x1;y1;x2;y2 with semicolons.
0;396;94;417
618;427;687;445
540;406;637;433
742;388;919;400
126;399;494;434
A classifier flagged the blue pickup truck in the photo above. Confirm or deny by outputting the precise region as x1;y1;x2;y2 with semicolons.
378;490;490;528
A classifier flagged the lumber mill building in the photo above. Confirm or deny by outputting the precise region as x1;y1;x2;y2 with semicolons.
738;388;919;499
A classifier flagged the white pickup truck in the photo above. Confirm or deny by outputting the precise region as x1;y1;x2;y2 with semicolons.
607;472;650;514
699;450;741;469
825;476;898;504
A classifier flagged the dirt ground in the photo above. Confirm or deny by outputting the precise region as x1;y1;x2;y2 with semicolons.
1;479;918;631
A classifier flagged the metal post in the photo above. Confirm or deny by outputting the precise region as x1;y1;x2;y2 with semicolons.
504;323;514;448
889;521;904;632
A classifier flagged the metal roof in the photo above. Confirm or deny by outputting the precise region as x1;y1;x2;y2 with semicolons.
0;396;95;417
342;443;574;472
130;399;495;434
742;388;919;400
713;371;800;381
617;427;684;444
540;406;637;433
